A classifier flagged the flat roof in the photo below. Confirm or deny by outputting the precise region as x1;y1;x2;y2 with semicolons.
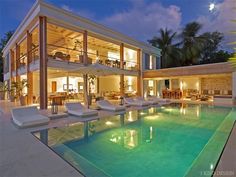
3;0;160;56
143;62;235;78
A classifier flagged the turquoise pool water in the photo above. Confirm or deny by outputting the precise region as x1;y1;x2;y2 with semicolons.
33;103;236;177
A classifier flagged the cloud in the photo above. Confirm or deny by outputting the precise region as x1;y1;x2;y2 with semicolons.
60;5;95;20
101;0;182;42
61;4;73;12
197;0;236;51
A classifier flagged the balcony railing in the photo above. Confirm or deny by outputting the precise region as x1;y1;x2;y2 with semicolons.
47;44;83;64
14;45;39;71
47;44;138;71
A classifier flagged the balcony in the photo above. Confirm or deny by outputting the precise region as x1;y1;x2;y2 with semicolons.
15;46;39;74
47;44;138;72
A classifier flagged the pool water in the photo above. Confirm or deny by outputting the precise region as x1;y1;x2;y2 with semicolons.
33;103;236;177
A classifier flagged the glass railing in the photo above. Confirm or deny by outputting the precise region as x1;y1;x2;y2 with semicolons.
88;52;121;68
124;60;138;71
14;45;39;71
18;54;27;68
47;44;83;64
31;45;39;63
47;44;138;71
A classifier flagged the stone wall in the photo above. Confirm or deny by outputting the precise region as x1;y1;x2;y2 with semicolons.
201;76;232;93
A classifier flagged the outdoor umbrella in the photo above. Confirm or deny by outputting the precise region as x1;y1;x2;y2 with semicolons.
71;62;138;107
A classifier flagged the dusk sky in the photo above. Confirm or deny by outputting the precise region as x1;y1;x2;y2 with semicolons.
0;0;235;50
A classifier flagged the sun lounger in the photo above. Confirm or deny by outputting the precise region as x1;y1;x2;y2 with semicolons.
136;96;157;105
97;100;125;111
65;102;98;117
11;106;49;128
147;96;171;105
124;97;150;106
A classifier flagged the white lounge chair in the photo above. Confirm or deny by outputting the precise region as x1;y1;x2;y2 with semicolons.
136;96;156;105
97;100;125;111
11;106;49;128
65;102;98;117
124;97;150;107
147;96;171;105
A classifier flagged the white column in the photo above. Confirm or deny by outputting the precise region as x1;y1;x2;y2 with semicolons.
232;72;236;99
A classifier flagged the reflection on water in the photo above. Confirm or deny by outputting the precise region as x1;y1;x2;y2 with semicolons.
33;103;231;149
32;103;233;177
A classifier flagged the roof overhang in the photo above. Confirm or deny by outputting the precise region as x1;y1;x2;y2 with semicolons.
143;62;235;78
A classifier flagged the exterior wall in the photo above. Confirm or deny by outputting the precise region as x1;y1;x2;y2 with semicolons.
201;77;232;93
143;62;233;78
99;76;120;92
233;72;236;98
180;78;200;91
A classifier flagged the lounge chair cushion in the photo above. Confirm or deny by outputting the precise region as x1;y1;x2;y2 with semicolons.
67;109;98;117
11;106;49;128
13;115;49;127
65;102;98;117
97;100;125;111
124;98;150;106
136;97;154;105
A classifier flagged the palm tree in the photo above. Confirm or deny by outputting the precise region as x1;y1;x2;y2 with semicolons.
148;28;181;68
180;22;206;65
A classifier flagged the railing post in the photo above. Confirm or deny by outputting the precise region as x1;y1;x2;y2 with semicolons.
39;16;47;109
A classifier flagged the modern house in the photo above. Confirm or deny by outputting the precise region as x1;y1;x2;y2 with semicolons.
2;0;161;109
2;0;235;109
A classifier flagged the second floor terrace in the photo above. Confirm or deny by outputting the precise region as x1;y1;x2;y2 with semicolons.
5;23;144;77
3;0;160;80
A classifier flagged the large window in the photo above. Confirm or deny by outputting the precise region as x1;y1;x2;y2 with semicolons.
156;56;161;69
144;53;150;70
18;38;27;68
87;35;120;66
3;53;9;73
47;23;84;63
124;47;137;70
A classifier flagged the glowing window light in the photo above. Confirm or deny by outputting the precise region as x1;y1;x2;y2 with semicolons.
105;121;113;125
148;80;154;87
127;111;133;122
149;55;153;69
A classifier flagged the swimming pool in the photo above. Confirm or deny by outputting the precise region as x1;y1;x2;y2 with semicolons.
33;103;236;177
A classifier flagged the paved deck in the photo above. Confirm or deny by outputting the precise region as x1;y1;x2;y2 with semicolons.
0;100;235;177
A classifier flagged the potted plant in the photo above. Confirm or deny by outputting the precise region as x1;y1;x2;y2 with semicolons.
8;82;17;102
88;75;96;105
0;82;8;100
10;79;29;105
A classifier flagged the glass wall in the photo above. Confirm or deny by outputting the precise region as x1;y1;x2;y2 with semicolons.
124;76;137;96
18;38;27;68
87;35;120;66
31;26;39;62
3;52;10;74
47;23;84;63
124;47;137;70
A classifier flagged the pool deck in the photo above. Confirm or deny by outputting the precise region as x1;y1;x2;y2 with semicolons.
0;100;235;177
